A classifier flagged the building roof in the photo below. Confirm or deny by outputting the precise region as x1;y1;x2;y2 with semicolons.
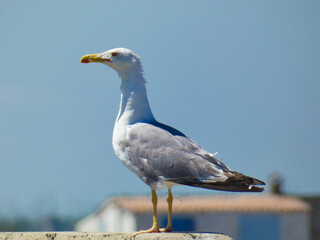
107;194;310;214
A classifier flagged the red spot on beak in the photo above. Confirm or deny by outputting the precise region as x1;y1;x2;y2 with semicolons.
82;59;91;64
106;59;112;62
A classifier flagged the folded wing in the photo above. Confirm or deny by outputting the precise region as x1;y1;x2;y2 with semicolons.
120;122;265;192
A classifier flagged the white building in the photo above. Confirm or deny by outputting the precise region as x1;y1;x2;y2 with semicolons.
75;194;311;240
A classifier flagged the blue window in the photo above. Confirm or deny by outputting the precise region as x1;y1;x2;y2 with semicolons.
240;214;280;240
160;215;195;231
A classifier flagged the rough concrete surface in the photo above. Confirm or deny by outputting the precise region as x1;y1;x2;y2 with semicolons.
0;232;233;240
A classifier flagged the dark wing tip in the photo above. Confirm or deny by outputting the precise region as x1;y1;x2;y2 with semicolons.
253;179;266;185
248;185;265;192
227;171;265;185
166;177;265;192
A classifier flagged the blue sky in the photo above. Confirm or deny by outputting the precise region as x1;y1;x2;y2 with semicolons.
1;0;319;218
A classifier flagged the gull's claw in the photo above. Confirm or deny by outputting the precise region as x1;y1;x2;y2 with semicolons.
132;225;160;237
160;226;173;232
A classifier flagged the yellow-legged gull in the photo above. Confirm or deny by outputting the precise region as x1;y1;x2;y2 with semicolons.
80;48;265;235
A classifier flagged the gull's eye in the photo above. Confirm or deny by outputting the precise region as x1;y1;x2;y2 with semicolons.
111;52;118;57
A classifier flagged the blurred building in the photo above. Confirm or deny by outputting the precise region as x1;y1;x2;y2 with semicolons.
301;196;320;240
75;194;310;240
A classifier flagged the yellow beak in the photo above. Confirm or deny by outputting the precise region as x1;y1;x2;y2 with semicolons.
80;54;109;64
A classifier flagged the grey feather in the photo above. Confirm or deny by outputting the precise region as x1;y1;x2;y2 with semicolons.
119;121;264;191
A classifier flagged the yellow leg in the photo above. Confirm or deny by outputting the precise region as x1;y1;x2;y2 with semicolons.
160;188;173;232
133;189;160;236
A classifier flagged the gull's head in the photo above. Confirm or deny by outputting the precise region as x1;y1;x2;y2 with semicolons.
80;48;142;78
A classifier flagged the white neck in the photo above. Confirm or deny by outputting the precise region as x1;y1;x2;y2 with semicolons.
115;68;155;125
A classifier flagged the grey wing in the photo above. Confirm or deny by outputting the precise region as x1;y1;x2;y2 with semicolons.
123;122;231;188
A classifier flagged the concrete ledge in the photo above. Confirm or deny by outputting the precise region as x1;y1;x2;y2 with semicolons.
0;232;233;240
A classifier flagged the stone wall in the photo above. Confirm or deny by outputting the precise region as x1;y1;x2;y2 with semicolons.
0;232;233;240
